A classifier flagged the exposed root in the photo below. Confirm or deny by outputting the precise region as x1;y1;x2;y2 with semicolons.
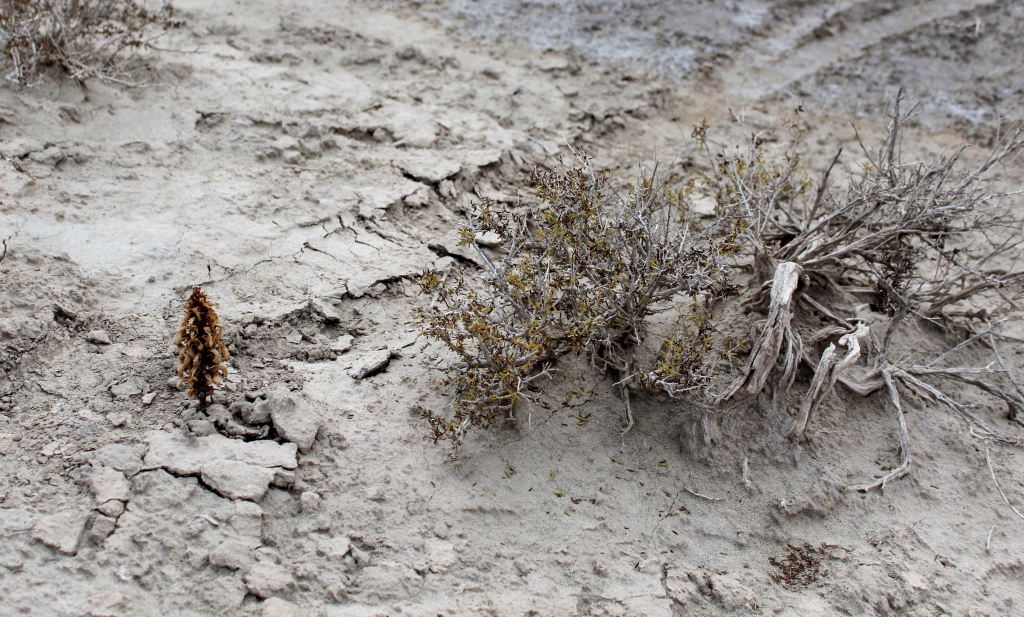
722;261;802;401
847;369;911;492
788;323;869;439
984;442;1024;522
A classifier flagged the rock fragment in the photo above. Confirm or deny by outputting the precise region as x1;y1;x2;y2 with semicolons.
245;562;296;598
209;539;255;571
86;329;112;345
347;349;392;380
109;380;143;399
143;430;297;475
90;514;117;542
86;464;130;504
31;510;89;555
261;391;322;453
85;444;144;476
263;597;303;617
201;460;277;501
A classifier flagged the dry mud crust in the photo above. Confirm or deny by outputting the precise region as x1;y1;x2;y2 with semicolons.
0;0;1024;616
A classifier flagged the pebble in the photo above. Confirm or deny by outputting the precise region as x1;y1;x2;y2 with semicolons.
246;399;274;425
84;443;144;477
209;539;255;571
29;146;65;166
31;509;89;555
261;391;323;453
90;514;117;542
347;349;392;380
263;597;303;617
86;464;130;504
244;562;296;599
299;491;321;512
109;380;143;399
106;412;129;428
97;500;125;518
0;137;44;159
86;330;112;345
201;460;277;501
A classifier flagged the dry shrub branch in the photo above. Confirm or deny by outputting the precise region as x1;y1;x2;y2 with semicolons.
0;0;174;86
711;92;1024;491
416;151;742;446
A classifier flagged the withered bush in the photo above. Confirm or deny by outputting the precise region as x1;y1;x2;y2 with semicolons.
707;94;1024;492
174;286;230;410
0;0;174;86
416;151;742;446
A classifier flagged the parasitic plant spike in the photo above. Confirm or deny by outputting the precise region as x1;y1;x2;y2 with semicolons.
173;286;230;410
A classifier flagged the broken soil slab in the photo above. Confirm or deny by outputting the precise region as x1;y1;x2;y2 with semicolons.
142;430;298;476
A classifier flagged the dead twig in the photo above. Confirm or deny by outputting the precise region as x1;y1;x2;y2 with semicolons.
847;368;912;492
984;442;1024;521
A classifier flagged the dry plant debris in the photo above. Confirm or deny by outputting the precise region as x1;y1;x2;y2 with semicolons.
769;544;827;590
711;92;1024;492
173;286;230;410
0;0;175;86
416;150;742;446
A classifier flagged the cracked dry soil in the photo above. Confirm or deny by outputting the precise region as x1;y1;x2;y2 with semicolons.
1;0;1024;616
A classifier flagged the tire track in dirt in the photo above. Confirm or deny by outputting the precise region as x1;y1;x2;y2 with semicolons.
721;0;999;102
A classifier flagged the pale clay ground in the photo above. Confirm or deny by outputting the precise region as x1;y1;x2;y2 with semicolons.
1;1;1023;616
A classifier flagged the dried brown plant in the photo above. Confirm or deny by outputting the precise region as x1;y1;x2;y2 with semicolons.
0;0;175;86
174;286;230;410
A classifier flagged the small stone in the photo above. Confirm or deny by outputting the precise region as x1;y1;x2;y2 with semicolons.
271;469;295;488
246;399;273;425
263;597;303;617
347;349;392;380
90;514;117;542
188;419;216;436
29;146;65;166
32;509;89;555
0;137;44;159
84;443;143;476
244;562;296;599
282;150;303;165
86;330;112;345
209;539;254;571
168;376;183;389
201;460;277;501
329;334;354;354
142;392;156;405
106;412;129;427
109;380;143;399
97;500;125;518
316;535;350;560
142;429;297;475
87;465;130;503
206;403;232;426
262;391;322;453
225;420;269;439
299;491;321;512
40;441;60;457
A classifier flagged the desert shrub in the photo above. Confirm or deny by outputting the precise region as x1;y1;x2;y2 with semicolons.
708;94;1024;491
416;151;742;446
0;0;174;86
